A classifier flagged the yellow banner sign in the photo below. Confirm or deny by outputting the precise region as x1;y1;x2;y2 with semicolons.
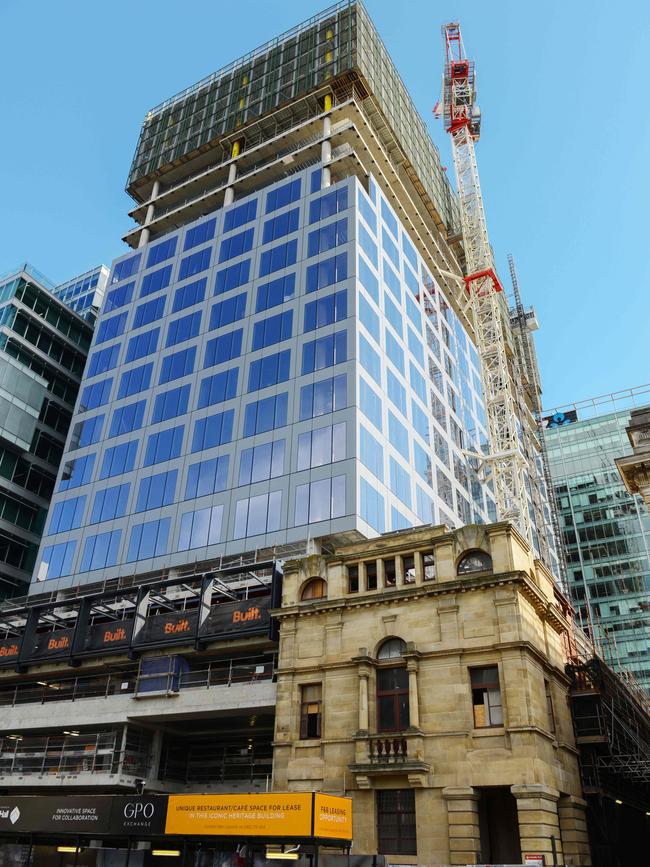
165;794;313;837
313;794;353;841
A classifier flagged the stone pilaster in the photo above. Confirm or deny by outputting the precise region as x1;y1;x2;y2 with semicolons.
558;795;591;866
511;784;564;865
442;786;481;865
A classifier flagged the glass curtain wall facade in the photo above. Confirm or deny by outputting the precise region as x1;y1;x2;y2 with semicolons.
545;391;650;693
52;265;109;325
35;169;493;593
0;266;94;597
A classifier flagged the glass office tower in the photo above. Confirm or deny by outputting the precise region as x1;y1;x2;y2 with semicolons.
0;264;96;596
35;169;494;592
544;388;650;694
51;265;109;325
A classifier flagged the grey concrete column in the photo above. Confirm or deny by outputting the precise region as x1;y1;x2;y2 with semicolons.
321;114;332;188
224;162;237;206
138;179;161;248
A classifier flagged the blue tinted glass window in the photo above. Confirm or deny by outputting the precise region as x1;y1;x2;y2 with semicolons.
259;240;297;277
99;440;138;480
360;478;385;533
184;218;216;251
388;411;409;459
125;327;159;362
357;187;377;234
178;505;224;550
96;312;127;345
360;425;383;481
185;456;229;498
41;542;76;579
382;228;400;270
197;367;238;409
87;344;120;378
387;369;407;416
309;187;348;223
384;294;402;336
159;346;196;384
385;330;405;374
172;277;206;312
215;259;250;295
234;490;283;536
299;374;347;420
413;440;431;485
403;263;419;296
383;260;401;302
191;409;234;452
248;349;290;391
408;327;425;367
127;518;170;561
219;228;254;263
252;311;292;350
111;254;141;285
146;237;177;268
109;400;146;437
90;483;130;523
359;334;381;385
140;264;172;298
358;255;379;303
59;454;96;491
302;330;347;374
307;218;347;257
306;252;347;293
358;294;379;341
238;440;285;485
223;200;257;232
179;247;211;280
405;293;421;329
389;457;411;508
48;495;86;534
266;178;301;213
416;485;434;523
358;223;378;267
134;296;166;328
104;281;134;313
410;362;427;403
117;363;153;399
380;198;398;237
166;311;201;347
263;208;299;243
209;292;247;330
136;470;177;512
71;414;104;449
144;425;184;467
80;530;121;572
310;169;321;193
256;274;295;312
359;377;382;431
152;384;190;423
412;401;430;443
79;379;112;412
304;290;347;332
204;329;243;368
243;393;288;437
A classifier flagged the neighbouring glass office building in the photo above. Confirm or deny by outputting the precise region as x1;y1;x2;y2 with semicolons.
30;0;535;594
51;264;109;325
544;387;650;694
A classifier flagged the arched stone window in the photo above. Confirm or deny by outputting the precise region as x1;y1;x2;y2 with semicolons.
301;578;327;600
457;549;493;575
377;637;407;659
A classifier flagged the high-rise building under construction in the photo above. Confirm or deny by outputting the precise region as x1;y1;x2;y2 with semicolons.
33;0;555;593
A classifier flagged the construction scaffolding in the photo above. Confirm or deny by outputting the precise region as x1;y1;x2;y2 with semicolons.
566;655;650;803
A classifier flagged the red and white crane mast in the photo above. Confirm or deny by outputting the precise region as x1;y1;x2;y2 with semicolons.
440;23;532;541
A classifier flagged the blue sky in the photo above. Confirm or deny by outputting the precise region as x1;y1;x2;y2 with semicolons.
0;0;647;410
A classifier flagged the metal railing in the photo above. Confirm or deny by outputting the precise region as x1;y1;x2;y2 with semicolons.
0;732;150;778
0;653;275;708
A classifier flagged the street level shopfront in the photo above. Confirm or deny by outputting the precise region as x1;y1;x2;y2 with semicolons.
0;793;352;867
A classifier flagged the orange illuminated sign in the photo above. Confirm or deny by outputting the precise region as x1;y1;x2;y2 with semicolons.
313;794;352;841
165;794;313;837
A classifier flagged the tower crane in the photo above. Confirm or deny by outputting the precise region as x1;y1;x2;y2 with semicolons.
437;23;537;549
